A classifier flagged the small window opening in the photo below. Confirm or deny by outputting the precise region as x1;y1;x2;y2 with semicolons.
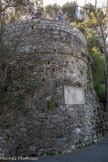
42;77;45;81
31;26;34;29
52;68;55;72
48;61;50;64
54;49;56;52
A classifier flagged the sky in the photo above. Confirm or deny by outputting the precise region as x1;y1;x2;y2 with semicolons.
43;0;107;8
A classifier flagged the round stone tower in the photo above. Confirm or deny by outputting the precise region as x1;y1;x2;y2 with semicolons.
1;19;103;157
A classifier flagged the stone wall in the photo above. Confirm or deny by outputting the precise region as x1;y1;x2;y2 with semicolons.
103;114;108;132
0;19;104;157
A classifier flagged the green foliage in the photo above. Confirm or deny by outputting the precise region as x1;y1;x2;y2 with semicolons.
4;92;23;109
76;81;82;87
0;112;3;115
0;29;8;92
1;28;5;34
12;93;22;109
0;44;8;59
45;3;60;17
46;151;56;156
101;110;108;116
6;134;11;141
58;151;62;155
41;151;56;157
72;13;106;104
86;29;96;49
80;3;104;23
48;100;55;109
27;78;42;92
80;3;96;18
0;0;43;23
86;64;92;76
72;24;106;103
61;2;78;22
86;29;105;103
2;74;43;110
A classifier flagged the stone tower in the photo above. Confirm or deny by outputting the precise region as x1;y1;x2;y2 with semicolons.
1;19;103;157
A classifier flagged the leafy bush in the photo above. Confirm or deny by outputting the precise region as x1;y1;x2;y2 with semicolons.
86;29;105;103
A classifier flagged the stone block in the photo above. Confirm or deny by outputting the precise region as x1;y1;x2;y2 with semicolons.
64;86;85;104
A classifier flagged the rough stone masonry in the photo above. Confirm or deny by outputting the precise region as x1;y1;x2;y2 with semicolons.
0;19;104;157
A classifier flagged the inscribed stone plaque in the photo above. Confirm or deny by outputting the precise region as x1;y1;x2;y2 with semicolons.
64;86;85;104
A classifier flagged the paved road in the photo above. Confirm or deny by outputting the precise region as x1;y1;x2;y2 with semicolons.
16;136;108;162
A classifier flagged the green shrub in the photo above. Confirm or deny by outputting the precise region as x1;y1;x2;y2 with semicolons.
87;29;105;103
46;151;56;156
